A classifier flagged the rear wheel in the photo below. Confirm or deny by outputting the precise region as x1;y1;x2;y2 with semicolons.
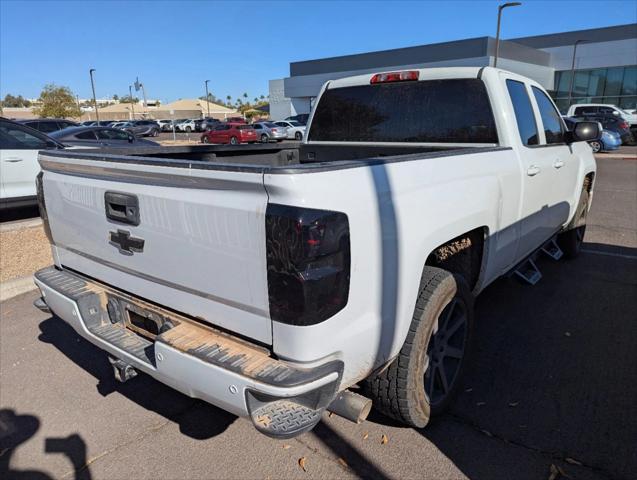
185;126;192;133
230;136;239;145
261;134;268;143
557;187;589;259
589;140;602;153
365;267;473;427
295;131;303;140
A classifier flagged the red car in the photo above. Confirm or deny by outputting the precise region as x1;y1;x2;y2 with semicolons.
201;123;257;145
224;117;247;124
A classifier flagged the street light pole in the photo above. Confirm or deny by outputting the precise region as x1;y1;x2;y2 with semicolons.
204;80;211;117
129;85;135;120
567;40;585;107
493;2;522;68
89;68;99;123
140;83;148;117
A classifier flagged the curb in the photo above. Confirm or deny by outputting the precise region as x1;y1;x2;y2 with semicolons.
0;275;38;302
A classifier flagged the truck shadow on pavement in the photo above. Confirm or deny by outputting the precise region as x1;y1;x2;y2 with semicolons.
417;244;637;480
37;318;237;441
0;409;92;480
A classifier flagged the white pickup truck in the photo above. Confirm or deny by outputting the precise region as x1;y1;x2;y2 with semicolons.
33;67;599;438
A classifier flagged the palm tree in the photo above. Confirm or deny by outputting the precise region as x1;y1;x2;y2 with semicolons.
259;95;265;100
226;95;231;106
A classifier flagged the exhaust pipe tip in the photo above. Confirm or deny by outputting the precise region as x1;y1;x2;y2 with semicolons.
327;390;372;424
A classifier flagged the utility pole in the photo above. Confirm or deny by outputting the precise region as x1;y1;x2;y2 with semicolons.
89;68;99;122
205;80;211;117
140;83;148;117
129;85;135;120
568;40;586;107
76;95;82;121
494;2;522;68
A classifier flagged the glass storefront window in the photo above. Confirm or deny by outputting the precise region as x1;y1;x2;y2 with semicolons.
551;65;637;113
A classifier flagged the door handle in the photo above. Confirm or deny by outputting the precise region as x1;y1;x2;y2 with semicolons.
4;157;23;163
526;165;541;176
553;159;565;169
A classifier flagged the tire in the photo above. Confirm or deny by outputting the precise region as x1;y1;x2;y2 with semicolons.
152;129;159;137
557;187;589;259
230;136;238;145
589;140;602;153
261;134;268;143
295;131;303;140
201;136;210;144
364;267;474;428
185;126;192;133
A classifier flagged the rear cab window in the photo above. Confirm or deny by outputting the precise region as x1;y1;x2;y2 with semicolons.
308;78;498;143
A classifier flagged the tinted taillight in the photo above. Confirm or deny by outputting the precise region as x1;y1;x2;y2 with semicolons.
266;204;350;326
35;172;53;244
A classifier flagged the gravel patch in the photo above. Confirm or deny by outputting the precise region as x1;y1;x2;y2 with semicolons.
0;225;52;282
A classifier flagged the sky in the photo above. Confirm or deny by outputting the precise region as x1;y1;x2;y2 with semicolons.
1;0;635;103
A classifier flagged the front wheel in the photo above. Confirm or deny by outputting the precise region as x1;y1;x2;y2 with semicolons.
589;140;602;153
260;134;268;143
201;136;210;144
364;267;473;427
230;136;238;145
185;126;192;133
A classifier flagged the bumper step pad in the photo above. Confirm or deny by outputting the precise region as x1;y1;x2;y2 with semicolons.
250;400;323;438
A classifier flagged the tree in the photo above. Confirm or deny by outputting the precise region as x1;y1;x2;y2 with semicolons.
1;94;31;108
112;94;119;101
119;95;139;103
32;84;80;118
242;92;248;101
259;95;265;100
226;95;232;106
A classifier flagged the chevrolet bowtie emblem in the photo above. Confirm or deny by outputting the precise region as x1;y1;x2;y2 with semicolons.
109;229;145;255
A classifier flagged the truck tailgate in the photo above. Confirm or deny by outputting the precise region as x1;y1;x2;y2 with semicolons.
39;153;272;344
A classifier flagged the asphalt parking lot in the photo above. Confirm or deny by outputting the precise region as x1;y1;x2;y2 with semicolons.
1;156;636;480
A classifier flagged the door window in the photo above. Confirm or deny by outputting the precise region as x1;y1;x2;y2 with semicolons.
75;130;97;140
38;121;60;133
0;121;49;149
531;87;565;144
97;129;129;140
506;80;539;146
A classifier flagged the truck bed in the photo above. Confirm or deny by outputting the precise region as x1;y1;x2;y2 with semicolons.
57;142;499;172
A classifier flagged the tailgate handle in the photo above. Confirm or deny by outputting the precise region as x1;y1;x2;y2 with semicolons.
105;192;140;226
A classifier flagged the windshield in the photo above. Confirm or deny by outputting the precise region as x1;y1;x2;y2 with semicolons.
309;78;498;144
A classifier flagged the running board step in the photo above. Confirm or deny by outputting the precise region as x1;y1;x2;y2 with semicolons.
514;258;542;285
541;239;564;261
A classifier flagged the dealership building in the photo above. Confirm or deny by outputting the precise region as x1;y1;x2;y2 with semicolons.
269;23;637;119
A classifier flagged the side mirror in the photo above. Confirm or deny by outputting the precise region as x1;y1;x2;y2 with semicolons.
566;121;600;143
612;111;619;116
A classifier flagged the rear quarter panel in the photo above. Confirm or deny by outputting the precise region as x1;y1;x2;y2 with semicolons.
265;148;519;387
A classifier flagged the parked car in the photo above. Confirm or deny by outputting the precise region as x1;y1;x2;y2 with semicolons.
49;126;160;148
121;120;160;137
201;117;221;131
194;119;205;132
285;113;310;125
201;123;257;145
567;103;637;126
32;67;601;439
274;120;306;140
17;119;79;134
81;121;97;126
224;116;247;124
563;117;621;153
157;119;173;131
175;119;197;133
572;114;634;145
0;118;65;209
252;121;287;142
110;122;128;130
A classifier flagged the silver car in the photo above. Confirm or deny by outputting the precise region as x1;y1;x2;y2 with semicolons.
252;122;287;142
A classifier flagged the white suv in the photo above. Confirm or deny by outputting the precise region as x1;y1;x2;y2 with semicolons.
566;103;637;126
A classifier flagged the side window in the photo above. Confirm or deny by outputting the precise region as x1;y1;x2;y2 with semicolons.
75;130;97;140
531;87;565;144
39;121;60;133
0;122;49;149
506;79;539;146
599;106;616;115
254;124;262;130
